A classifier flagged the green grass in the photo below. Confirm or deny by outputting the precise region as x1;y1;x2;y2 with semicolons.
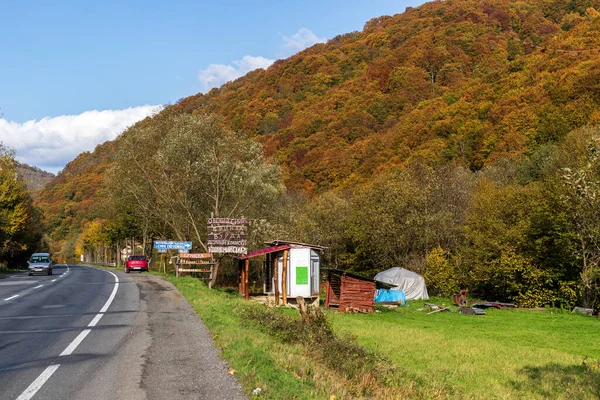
84;266;600;399
329;299;600;399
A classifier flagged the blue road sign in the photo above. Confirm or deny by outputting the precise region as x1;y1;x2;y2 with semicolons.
153;240;193;250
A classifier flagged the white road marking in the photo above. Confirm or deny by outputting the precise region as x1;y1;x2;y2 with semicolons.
60;329;91;356
4;295;19;301
33;285;44;289
16;267;120;399
100;271;119;313
15;364;61;400
88;313;103;327
51;279;57;282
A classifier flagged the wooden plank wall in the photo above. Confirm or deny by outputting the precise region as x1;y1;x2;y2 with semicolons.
325;271;341;308
339;275;376;313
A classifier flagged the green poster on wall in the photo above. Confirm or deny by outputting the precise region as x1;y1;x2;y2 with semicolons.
296;266;309;285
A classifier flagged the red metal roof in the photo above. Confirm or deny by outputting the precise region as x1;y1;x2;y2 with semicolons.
265;240;326;250
237;244;291;260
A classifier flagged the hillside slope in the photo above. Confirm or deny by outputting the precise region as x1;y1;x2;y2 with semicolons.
34;140;118;260
175;0;600;192
16;163;55;193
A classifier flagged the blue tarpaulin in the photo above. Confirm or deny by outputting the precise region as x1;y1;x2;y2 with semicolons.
375;289;406;304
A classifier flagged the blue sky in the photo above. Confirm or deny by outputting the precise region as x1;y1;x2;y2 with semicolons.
0;0;424;172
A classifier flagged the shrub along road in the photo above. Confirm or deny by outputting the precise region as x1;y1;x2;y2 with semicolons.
0;265;245;400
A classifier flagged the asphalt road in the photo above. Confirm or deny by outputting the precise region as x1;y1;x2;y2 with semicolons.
0;265;246;400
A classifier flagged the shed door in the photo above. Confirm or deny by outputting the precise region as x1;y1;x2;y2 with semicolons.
310;249;320;296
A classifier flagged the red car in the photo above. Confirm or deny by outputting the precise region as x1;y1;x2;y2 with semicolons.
125;254;148;273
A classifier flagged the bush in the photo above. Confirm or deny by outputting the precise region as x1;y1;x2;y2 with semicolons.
424;246;459;297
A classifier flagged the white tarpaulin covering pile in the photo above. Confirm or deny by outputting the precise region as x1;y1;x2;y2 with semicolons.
374;267;429;300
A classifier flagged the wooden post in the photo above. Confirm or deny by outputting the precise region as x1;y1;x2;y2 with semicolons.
325;273;331;309
297;296;308;321
238;260;242;295
273;255;279;306
244;259;250;301
282;249;288;305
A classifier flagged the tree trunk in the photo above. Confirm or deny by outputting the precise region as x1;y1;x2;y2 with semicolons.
210;259;219;288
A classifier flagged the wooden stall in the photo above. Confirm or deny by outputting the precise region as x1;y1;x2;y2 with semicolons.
237;240;324;305
325;268;395;313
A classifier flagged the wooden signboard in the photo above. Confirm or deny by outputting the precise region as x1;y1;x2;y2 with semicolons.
175;253;214;279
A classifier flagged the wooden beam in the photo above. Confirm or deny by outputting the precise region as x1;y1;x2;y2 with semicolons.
273;255;279;306
244;259;250;301
238;259;243;295
282;249;288;305
325;278;331;309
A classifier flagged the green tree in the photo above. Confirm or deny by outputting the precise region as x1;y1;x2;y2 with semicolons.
0;143;41;266
557;127;600;308
348;163;474;275
288;191;353;268
109;112;284;285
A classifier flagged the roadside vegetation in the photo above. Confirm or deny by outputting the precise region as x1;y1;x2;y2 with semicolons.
165;276;600;400
0;144;45;268
76;124;600;314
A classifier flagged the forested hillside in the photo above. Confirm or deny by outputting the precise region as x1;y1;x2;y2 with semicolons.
36;0;600;309
16;163;55;194
175;0;600;192
34;140;119;261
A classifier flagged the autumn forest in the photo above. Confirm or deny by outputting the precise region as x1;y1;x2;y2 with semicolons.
4;0;600;310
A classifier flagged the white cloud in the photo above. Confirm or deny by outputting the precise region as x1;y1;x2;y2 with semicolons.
198;55;275;92
280;28;326;56
197;28;326;92
0;105;159;174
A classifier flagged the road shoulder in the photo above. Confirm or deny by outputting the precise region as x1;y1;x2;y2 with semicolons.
132;274;246;400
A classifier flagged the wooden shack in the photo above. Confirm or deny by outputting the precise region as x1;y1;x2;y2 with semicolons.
237;240;324;305
325;268;395;313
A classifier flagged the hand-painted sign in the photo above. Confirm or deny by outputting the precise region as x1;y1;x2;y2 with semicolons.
178;253;213;265
207;218;248;255
179;253;211;259
175;252;214;279
207;246;248;254
207;218;248;225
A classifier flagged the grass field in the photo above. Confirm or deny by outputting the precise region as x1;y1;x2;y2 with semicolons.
88;266;600;399
165;277;600;400
329;302;600;399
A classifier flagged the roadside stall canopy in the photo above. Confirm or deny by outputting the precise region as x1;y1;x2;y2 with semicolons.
373;267;429;300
